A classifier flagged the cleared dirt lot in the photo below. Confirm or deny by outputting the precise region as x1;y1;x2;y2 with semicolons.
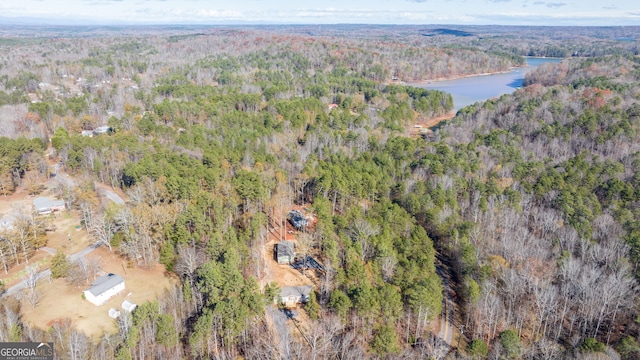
264;237;313;288
19;247;177;339
261;208;316;291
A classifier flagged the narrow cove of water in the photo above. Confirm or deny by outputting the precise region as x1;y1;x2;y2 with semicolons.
415;57;563;111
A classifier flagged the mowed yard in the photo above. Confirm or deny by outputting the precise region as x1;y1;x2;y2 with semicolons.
20;247;177;339
2;178;176;338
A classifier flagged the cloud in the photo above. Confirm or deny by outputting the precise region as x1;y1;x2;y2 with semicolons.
488;0;512;2
532;1;566;7
85;0;123;4
406;0;428;2
195;9;243;19
475;11;640;26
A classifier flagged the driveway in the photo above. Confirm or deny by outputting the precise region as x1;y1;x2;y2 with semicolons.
0;243;100;298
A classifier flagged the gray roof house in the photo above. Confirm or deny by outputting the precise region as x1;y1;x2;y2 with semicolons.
274;241;295;264
287;210;308;230
83;273;125;306
33;197;65;215
93;126;111;135
278;285;313;308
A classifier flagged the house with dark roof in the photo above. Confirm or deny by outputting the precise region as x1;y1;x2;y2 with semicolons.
83;273;125;306
287;210;308;230
33;197;65;215
277;285;313;308
274;241;295;264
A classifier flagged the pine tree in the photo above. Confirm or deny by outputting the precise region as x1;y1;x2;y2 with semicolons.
305;290;320;320
50;251;69;279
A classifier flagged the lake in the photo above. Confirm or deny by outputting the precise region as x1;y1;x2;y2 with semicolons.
415;57;564;111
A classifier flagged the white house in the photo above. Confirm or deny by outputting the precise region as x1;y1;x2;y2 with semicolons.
277;285;313;308
83;273;125;306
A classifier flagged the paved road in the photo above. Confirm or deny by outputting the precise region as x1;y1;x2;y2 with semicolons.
0;244;100;298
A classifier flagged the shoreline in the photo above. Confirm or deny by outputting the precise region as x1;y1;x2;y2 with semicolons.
406;68;519;86
407;56;566;86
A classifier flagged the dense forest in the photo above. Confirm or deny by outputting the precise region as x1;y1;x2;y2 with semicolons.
0;25;640;359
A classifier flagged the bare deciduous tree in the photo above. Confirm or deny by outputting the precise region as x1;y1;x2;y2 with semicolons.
67;257;102;287
23;265;41;309
88;211;115;251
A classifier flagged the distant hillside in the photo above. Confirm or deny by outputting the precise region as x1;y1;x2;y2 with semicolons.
421;28;475;37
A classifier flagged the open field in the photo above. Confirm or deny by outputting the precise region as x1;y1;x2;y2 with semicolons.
19;247;177;339
1;177;175;339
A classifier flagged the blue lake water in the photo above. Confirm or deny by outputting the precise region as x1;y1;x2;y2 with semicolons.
415;57;563;111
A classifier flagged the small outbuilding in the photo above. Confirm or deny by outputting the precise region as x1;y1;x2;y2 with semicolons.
121;300;137;312
83;273;125;306
278;285;313;308
0;215;15;230
33;197;65;215
274;241;295;264
108;308;121;319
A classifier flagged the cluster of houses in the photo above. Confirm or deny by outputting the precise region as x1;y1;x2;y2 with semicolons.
274;241;312;308
27;196;133;318
271;209;318;310
1;187;134;318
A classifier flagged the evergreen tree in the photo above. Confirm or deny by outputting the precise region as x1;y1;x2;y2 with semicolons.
50;251;69;279
305;290;320;320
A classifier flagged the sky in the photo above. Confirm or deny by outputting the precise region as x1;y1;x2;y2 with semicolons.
1;0;639;26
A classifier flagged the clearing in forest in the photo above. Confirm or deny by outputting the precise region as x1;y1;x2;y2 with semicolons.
19;247;177;339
